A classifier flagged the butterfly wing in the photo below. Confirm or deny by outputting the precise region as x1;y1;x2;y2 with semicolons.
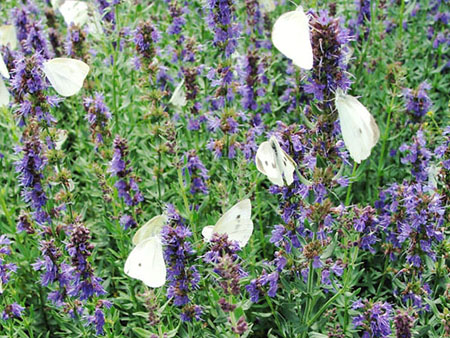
132;214;167;246
42;58;89;97
0;53;9;79
270;136;296;186
0;25;17;49
213;199;253;247
255;140;284;186
0;77;9;107
169;80;187;108
124;237;166;288
201;225;215;242
336;92;380;163
59;1;89;27
271;8;313;70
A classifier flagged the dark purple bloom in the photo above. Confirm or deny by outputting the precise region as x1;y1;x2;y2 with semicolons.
15;128;48;219
246;270;279;302
306;9;352;104
0;236;17;290
87;300;112;335
66;220;106;301
161;206;200;321
83;93;112;148
182;150;209;195
352;300;393;337
1;303;24;320
394;310;414;338
205;0;241;58
403;82;432;119
109;135;144;209
65;25;88;62
133;21;159;69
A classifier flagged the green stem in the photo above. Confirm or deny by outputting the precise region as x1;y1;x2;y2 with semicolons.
264;294;283;334
345;163;358;206
301;260;315;337
376;93;396;190
306;286;345;327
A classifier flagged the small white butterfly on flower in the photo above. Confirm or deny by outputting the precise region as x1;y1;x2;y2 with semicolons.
255;136;297;187
335;89;380;164
271;6;313;70
124;215;168;288
42;58;90;97
202;199;254;248
0;25;18;50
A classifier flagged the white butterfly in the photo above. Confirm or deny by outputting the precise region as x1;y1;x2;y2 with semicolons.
271;7;313;70
335;89;380;163
124;215;167;288
59;1;103;35
42;58;89;97
0;77;9;107
0;25;18;50
202;199;254;247
255;136;296;187
59;1;89;27
169;80;187;108
0;53;9;79
260;0;275;13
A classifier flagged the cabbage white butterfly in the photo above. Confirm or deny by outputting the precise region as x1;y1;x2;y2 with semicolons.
124;215;167;288
0;53;9;79
271;7;313;70
335;90;380;163
202;199;254;247
59;1;89;27
255;136;296;186
42;58;90;97
0;25;18;50
59;1;103;35
0;77;9;107
168;80;187;108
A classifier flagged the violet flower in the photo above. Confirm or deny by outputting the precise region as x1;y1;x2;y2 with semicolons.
161;205;201;321
66;220;106;301
1;303;25;320
83;93;112;148
394;310;414;338
109;135;143;212
402;82;432;119
182;150;209;195
306;10;352;104
203;233;246;296
352;300;393;337
205;0;240;58
246;270;279;302
0;236;17;291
